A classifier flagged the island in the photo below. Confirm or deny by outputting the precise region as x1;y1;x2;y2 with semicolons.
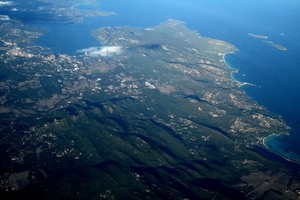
272;44;287;51
248;33;268;39
248;34;287;51
0;4;299;199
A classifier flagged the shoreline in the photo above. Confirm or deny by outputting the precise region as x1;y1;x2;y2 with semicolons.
223;52;256;88
223;52;300;165
222;52;241;85
263;135;300;164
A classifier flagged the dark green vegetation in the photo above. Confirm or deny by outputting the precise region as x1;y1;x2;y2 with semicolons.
0;2;299;199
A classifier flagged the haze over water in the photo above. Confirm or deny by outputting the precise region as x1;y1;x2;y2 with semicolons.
32;0;300;162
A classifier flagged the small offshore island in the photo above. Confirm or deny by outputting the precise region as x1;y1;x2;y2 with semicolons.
248;33;287;51
248;33;268;39
0;2;299;198
272;43;287;51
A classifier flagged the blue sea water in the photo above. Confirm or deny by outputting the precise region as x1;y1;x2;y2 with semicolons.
27;0;300;162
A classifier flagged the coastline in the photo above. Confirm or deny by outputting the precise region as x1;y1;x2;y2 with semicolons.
223;52;256;89
222;52;240;84
263;134;300;164
223;52;299;164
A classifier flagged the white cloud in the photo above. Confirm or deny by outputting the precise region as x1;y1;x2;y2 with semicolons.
0;1;13;6
0;15;10;20
78;46;123;57
10;7;18;11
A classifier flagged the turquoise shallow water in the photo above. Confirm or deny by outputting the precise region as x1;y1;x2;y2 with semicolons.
29;0;300;162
